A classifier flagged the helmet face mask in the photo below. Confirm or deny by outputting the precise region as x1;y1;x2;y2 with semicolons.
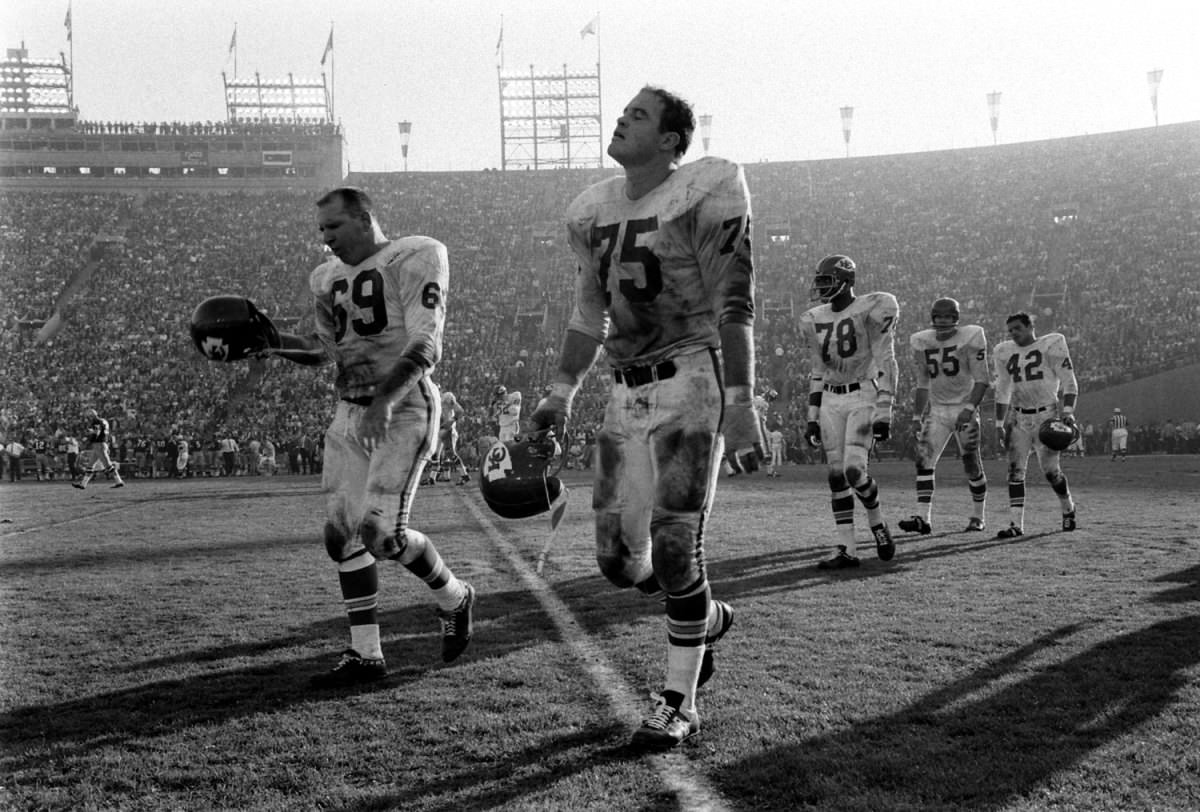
930;297;961;338
811;254;856;303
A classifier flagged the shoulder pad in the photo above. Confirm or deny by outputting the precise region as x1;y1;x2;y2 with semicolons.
909;328;937;350
960;324;987;349
863;291;899;321
566;175;624;225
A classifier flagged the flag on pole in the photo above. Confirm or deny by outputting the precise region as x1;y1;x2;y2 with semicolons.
580;15;598;39
228;26;237;55
64;4;72;42
320;28;334;66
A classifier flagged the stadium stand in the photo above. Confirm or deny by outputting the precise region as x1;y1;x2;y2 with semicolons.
1;121;1198;479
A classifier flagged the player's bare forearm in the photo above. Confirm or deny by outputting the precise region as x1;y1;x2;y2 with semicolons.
272;332;332;366
719;321;755;388
553;329;602;388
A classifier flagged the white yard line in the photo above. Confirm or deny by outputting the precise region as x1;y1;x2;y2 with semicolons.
457;489;732;812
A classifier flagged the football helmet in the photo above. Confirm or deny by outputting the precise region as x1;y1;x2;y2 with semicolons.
1038;417;1080;451
479;433;565;519
189;295;280;362
811;254;856;303
930;297;961;335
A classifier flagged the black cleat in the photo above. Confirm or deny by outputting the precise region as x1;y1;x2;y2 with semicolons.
698;600;734;688
898;515;932;535
71;482;86;490
964;517;985;532
872;523;896;561
996;524;1024;539
310;648;387;688
817;545;861;570
1062;511;1076;532
631;693;699;750
438;582;475;662
112;481;125;489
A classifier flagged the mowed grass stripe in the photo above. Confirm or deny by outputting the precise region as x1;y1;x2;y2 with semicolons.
454;485;733;812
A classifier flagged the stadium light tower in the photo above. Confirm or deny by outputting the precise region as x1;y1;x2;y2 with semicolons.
699;114;713;155
987;91;1002;145
839;106;854;158
1147;69;1164;127
398;120;412;171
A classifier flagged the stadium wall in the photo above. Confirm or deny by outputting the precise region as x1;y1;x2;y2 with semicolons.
1079;363;1200;426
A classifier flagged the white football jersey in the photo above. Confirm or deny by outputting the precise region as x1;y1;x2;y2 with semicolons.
309;236;447;400
992;332;1077;410
800;291;899;393
565;156;754;367
910;324;990;406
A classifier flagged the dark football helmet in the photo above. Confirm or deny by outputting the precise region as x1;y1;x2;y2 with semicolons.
811;254;856;303
190;295;280;362
479;433;565;519
930;297;961;333
1038;417;1080;451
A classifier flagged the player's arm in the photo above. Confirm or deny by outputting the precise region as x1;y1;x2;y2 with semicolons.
1051;334;1080;421
957;327;991;426
869;295;900;440
801;315;826;447
272;331;333;366
911;340;930;420
532;222;610;435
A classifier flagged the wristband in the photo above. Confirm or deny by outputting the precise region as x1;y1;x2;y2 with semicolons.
807;405;820;422
994;418;1005;429
1061;405;1075;416
724;385;753;407
962;403;977;413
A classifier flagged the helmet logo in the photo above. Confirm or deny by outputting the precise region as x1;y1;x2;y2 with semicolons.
484;443;513;481
202;336;229;361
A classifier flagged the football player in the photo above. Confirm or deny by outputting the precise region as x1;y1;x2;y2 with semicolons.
799;254;898;570
992;311;1079;537
494;388;523;443
529;86;760;750
437;390;471;484
72;408;125;489
898;297;991;535
267;186;475;686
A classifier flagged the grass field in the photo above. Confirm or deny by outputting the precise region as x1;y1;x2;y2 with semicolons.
2;453;1199;811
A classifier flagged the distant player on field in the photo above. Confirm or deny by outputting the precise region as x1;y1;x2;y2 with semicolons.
992;311;1079;537
898;297;991;535
799;254;898;570
1109;407;1129;461
72;408;125;490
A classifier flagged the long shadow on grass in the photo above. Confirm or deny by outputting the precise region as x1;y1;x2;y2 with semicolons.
0;589;553;769
716;612;1200;809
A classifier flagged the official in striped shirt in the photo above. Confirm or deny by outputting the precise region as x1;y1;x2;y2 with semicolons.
1109;408;1129;461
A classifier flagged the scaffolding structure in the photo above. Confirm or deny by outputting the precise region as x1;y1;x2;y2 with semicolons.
498;64;602;170
222;72;332;123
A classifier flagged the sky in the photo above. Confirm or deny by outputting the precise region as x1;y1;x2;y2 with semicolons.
2;0;1198;172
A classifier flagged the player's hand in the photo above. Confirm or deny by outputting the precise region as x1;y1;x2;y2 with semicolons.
529;392;571;440
358;398;393;453
872;420;891;443
1062;413;1077;426
805;420;822;448
997;422;1013;452
721;402;765;473
955;408;976;428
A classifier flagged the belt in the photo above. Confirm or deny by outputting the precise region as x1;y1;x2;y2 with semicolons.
1017;404;1053;414
823;382;861;395
613;359;677;387
341;395;373;407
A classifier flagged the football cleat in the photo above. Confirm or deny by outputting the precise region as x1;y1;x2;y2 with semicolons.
71;482;86;490
309;648;388;688
964;517;986;532
631;693;699;749
817;546;861;570
996;524;1024;539
1062;511;1077;532
898;515;932;535
697;600;734;688
872;523;896;561
438;582;475;663
112;481;125;489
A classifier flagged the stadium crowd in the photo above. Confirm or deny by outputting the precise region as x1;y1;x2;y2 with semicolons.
2;121;1198;481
